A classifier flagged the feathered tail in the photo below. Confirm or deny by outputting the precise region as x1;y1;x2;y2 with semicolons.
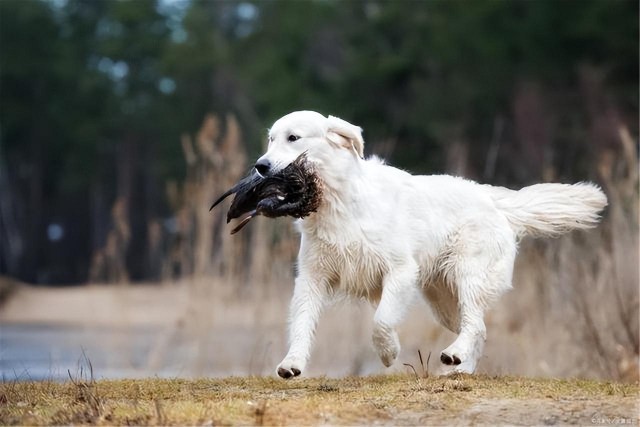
488;182;608;238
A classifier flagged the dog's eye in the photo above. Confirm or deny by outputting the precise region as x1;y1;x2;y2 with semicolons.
288;135;300;142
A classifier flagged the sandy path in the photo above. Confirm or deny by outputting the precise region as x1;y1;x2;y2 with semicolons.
0;284;189;327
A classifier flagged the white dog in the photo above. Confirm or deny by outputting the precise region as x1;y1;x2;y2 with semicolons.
254;111;607;378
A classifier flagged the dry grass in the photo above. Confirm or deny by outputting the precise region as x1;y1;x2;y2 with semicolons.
483;123;639;382
1;374;637;426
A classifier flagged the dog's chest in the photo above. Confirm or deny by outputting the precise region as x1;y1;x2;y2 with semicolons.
313;239;389;300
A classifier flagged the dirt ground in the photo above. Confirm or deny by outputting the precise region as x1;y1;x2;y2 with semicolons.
1;374;638;425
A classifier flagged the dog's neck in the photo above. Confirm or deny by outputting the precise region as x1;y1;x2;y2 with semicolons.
299;157;367;243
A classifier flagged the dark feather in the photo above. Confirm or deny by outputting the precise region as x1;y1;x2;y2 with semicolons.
210;153;323;233
209;173;262;213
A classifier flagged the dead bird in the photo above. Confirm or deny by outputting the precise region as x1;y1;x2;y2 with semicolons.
210;153;323;234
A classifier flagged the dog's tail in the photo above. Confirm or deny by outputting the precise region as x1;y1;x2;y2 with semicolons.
488;182;608;238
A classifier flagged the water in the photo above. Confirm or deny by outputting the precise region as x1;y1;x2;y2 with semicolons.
0;323;180;381
0;321;388;381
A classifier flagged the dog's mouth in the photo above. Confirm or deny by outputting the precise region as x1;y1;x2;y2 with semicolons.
210;153;323;234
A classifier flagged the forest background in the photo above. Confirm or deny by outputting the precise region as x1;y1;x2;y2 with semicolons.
1;0;637;284
0;0;637;381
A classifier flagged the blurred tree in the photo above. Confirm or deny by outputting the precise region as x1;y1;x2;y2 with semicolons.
232;0;638;177
0;0;113;282
1;0;175;282
0;0;636;284
91;0;173;280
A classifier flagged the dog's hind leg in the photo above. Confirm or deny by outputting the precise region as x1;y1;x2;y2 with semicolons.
424;276;486;373
438;236;515;374
372;261;420;367
439;292;486;374
427;219;517;374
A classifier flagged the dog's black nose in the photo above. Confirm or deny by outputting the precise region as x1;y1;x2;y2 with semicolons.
254;159;271;176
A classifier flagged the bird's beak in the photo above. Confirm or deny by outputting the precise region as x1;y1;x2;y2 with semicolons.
230;210;257;234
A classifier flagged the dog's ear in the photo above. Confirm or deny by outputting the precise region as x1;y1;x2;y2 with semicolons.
326;115;364;159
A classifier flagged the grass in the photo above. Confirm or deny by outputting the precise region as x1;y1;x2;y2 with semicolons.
1;374;637;426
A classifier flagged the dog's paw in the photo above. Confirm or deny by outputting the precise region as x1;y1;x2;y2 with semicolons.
276;357;305;379
372;325;400;367
440;338;481;373
440;349;463;366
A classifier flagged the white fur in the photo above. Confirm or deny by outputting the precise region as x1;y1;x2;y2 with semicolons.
259;111;608;378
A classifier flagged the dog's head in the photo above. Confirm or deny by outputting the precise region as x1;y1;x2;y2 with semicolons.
211;111;363;232
254;111;364;177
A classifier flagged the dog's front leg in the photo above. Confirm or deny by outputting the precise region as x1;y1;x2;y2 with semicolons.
372;261;419;367
276;275;328;378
